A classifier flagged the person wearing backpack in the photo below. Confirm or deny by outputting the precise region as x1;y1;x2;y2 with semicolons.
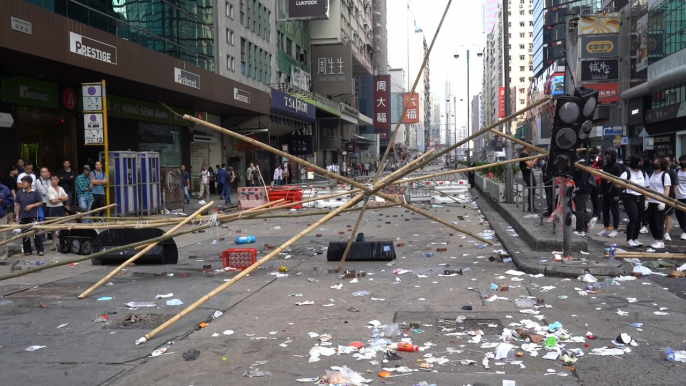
646;157;671;249
674;155;686;239
620;155;649;247
663;156;678;240
596;150;623;238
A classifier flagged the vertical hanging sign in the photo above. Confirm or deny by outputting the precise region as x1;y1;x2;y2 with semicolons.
82;82;105;145
373;75;391;141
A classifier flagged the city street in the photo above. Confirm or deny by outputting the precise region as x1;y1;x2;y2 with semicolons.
1;171;685;386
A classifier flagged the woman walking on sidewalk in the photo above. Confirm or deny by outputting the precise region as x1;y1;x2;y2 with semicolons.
619;155;648;247
646;158;671;249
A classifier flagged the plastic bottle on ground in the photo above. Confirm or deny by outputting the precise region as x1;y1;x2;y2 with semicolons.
666;348;676;362
371;327;380;340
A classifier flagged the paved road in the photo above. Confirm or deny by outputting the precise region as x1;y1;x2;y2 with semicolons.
0;169;684;386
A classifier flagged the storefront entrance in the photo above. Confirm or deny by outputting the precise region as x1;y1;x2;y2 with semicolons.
17;107;75;171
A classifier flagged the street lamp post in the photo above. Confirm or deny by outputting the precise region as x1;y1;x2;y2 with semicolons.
455;48;483;162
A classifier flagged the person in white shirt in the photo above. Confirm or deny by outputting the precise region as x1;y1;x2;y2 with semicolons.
198;164;210;200
674;155;686;240
46;175;68;250
17;162;37;189
619;155;648;247
273;165;283;186
645;157;671;249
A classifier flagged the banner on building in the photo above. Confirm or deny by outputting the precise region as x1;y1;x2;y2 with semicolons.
319;118;341;150
291;66;311;92
582;82;619;104
579;13;620;35
580;59;619;81
636;14;649;72
498;87;506;118
373;75;391;141
580;35;619;58
402;93;419;124
311;45;353;95
287;0;329;20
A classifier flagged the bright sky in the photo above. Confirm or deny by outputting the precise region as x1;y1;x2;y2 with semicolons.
401;0;486;125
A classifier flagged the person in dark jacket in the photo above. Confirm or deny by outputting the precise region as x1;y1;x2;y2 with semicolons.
0;181;15;265
573;156;591;236
467;158;476;188
596;150;623;238
56;160;77;210
589;148;603;221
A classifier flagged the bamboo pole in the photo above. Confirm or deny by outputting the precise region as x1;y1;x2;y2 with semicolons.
0;204;118;246
605;252;686;260
77;201;216;298
137;192;367;344
336;150;436;271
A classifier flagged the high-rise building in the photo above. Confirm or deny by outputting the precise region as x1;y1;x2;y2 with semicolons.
483;0;500;35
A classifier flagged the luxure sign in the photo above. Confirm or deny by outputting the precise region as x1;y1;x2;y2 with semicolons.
174;68;201;89
69;32;117;65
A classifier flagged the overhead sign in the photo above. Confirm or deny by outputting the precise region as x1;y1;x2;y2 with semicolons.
1;76;58;109
69;32;117;65
402;93;420;124
582;82;619;104
579;13;620;35
84;114;104;145
291;66;311;91
270;88;316;122
311;44;353;95
580;35;618;58
0;112;15;128
174;68;201;89
373;75;391;141
580;59;619;81
498;87;506;118
287;0;330;20
628;97;647;126
603;126;624;136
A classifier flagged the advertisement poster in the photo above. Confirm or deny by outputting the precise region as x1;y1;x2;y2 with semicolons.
498;87;506;118
373;75;391;141
636;14;649;72
402;93;419;124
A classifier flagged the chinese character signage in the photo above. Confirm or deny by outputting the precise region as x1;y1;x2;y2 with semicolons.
402;93;419;124
580;35;618;58
311;45;353;95
373;75;391;141
582;83;619;104
288;136;314;155
580;59;619;81
498;87;506;119
271;88;316;122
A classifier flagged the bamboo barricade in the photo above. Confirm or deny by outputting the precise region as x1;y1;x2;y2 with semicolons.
0;204;118;247
137;192;368;344
78;201;216;298
604;252;686;260
336;150;436;270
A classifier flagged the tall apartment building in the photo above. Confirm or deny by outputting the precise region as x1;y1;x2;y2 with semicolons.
217;0;276;90
483;0;500;35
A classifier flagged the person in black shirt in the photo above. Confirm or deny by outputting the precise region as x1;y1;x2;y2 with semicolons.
4;166;18;224
519;143;539;213
573;155;591;236
467;158;476;188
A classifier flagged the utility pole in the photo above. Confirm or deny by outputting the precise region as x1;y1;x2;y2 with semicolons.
467;49;471;160
503;0;514;203
453;96;457;161
562;8;577;257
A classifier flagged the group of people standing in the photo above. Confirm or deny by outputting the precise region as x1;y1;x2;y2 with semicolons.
0;159;109;264
182;163;238;206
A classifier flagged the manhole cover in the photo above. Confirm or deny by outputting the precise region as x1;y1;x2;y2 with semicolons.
5;283;84;299
104;314;175;329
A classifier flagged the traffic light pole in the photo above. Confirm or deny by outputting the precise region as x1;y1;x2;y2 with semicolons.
562;9;578;257
503;0;514;203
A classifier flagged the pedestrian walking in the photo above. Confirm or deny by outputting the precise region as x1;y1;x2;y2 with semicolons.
181;165;191;205
620;155;648;247
225;167;236;205
35;167;51;210
300;165;307;184
75;165;94;222
91;161;108;216
519;143;539;213
663;156;678;241
56;160;77;210
198;164;210;199
646;157;671;249
16;175;44;256
467;158;476;188
4;166;18;224
589;149;603;222
286;163;293;184
273;165;283;186
246;163;256;187
573;156;591;236
208;166;216;195
216;164;227;200
0;180;15;266
46;175;68;250
673;155;686;240
596;150;622;238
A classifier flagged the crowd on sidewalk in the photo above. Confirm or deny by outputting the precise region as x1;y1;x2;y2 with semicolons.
518;146;686;250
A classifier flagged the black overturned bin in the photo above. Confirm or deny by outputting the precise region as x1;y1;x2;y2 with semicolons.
326;241;396;262
90;228;178;265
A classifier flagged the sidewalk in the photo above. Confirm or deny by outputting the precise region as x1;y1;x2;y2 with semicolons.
471;176;631;277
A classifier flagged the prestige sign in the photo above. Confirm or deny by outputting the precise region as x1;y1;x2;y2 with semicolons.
174;68;201;89
287;0;329;20
69;32;117;65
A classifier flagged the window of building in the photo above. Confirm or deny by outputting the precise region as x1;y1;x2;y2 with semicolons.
240;38;246;75
529;9;533;14
519;88;525;94
240;0;245;25
520;99;525;104
227;55;235;71
519;55;525;60
520;66;524;71
529;65;533;70
519;44;525;50
286;37;293;57
529;32;533;37
227;29;234;45
302;49;308;65
520;10;524;15
520;33;525;38
227;2;234;19
508;22;511;27
529;21;533;26
519;77;525;82
519;22;524;27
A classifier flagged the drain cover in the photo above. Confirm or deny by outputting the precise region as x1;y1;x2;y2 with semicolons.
104;314;175;330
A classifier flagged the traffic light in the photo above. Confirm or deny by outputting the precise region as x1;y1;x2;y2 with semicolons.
548;88;598;177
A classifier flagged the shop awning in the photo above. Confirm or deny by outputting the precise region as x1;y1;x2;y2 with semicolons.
358;114;373;125
352;134;374;143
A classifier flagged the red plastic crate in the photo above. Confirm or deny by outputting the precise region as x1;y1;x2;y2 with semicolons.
222;248;257;270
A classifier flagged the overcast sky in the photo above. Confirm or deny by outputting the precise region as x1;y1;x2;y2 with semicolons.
402;0;486;124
